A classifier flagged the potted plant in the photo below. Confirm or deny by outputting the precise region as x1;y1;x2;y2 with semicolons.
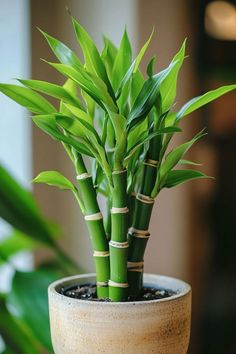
1;16;235;354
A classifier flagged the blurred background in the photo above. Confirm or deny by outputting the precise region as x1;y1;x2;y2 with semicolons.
0;0;236;353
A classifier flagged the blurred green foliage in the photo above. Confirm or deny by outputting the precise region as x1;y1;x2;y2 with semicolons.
0;164;79;353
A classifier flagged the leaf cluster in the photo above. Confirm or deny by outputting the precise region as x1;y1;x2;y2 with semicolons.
0;17;235;208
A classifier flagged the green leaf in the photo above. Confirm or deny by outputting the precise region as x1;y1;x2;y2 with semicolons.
133;29;154;73
160;39;186;112
164;169;211;188
164;112;176;127
18;79;82;108
130;70;145;107
45;61;117;111
33;114;93;156
55;115;111;182
0;231;38;264
33;170;86;214
107;112;126;169
33;171;76;191
146;56;156;78
64;103;93;124
125;127;181;163
127;59;180;129
177;84;236;121
116;30;153;98
101;37;118;80
72;17;115;99
152;130;206;196
7;269;61;352
160;130;205;179
39;28;82;69
112;29;132;92
0;165;55;247
178;159;202;166
0;298;41;354
0;84;56;114
55;114;99;142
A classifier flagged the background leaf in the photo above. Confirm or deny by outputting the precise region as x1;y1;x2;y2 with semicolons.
0;165;55;246
7;269;62;352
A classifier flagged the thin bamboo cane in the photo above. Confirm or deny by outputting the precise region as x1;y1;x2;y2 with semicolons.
128;147;158;297
109;170;129;301
75;154;110;298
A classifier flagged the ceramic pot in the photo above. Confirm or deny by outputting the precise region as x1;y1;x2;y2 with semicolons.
48;273;191;354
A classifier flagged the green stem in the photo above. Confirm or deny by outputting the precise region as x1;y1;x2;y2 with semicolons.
74;153;110;298
109;169;129;301
128;141;158;297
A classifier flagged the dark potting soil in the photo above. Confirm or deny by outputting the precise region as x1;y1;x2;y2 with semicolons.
59;283;176;302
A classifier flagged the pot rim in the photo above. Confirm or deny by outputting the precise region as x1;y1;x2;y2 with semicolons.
48;273;191;306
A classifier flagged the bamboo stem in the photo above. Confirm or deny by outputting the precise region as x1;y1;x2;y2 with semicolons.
109;170;129;301
128;153;158;297
75;154;110;298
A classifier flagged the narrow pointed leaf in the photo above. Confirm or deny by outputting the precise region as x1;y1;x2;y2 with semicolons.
0;84;55;114
33;114;93;156
164;169;211;188
44;61;103;106
127;59;180;129
125;127;181;163
101;37;118;79
130;70;145;107
147;56;156;78
160;130;206;180
112;29;132;91
55;114;101;143
64;103;93;123
33;171;76;191
116;30;153;98
18;79;82;108
177;84;236;121
72;17;115;99
39;28;82;69
160;39;186;112
134;29;154;73
152;130;206;196
108;112;126;168
178;159;202;166
45;61;117;111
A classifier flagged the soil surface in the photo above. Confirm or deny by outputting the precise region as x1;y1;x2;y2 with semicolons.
59;283;176;302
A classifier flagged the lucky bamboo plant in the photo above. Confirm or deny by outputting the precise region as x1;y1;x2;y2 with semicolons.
1;17;235;302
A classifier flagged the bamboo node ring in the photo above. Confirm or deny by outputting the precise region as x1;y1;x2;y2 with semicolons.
93;251;110;257
76;173;92;180
97;281;108;287
108;280;129;288
112;169;127;175
84;212;103;221
136;193;155;204
111;207;129;214
109;240;129;248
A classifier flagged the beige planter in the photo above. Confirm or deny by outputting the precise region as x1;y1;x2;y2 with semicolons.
48;273;191;354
